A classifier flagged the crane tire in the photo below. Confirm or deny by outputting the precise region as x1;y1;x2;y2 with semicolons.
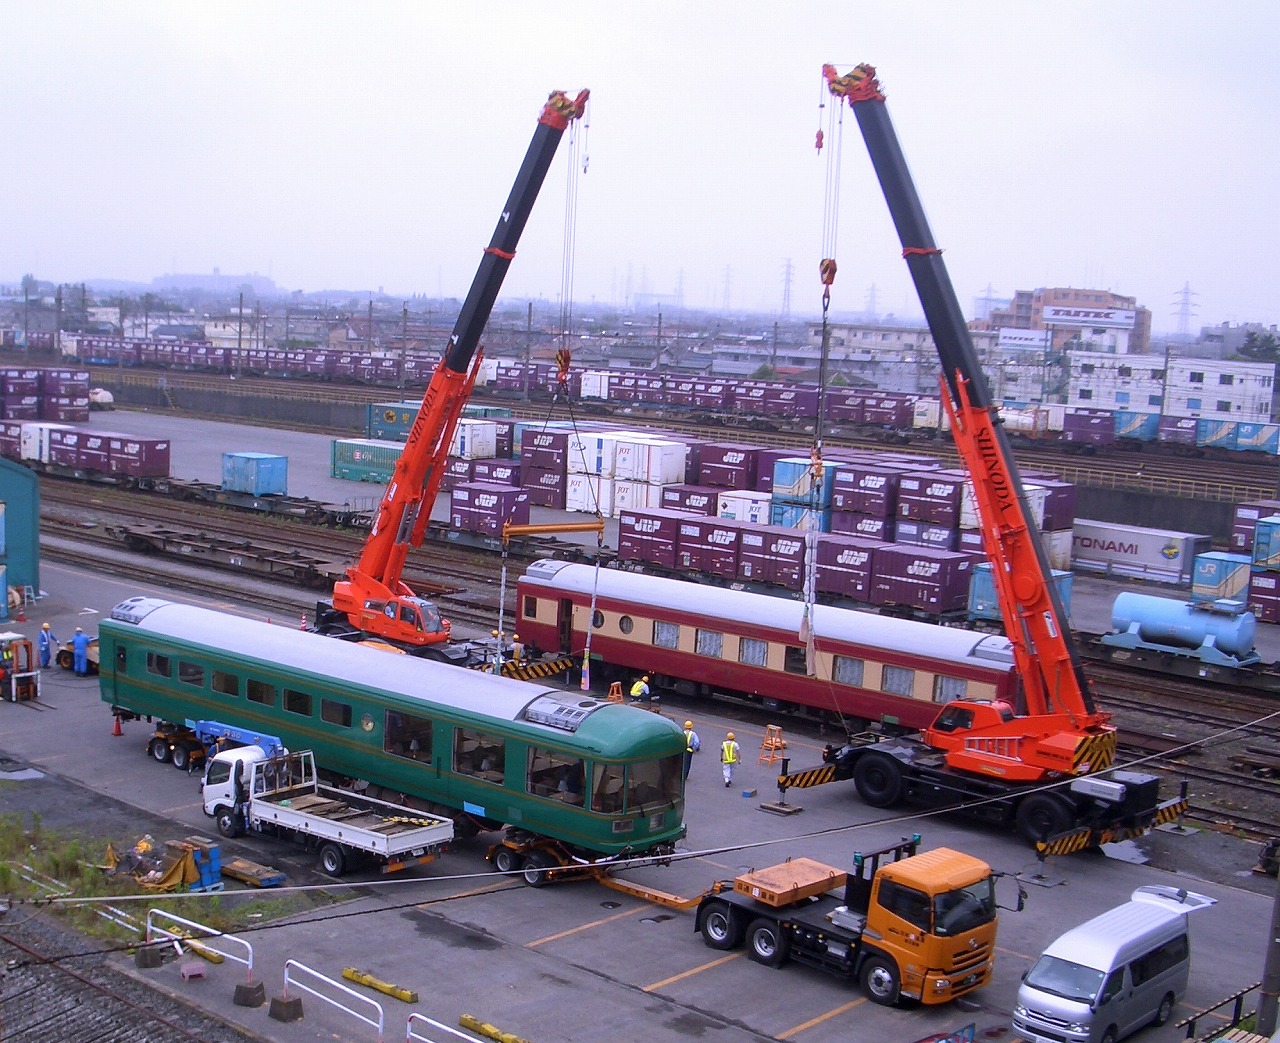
853;753;903;807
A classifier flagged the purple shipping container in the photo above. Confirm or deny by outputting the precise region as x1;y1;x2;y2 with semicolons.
754;449;796;494
814;534;885;601
871;545;973;616
897;471;965;526
861;394;915;428
521;466;567;509
492;420;515;460
1157;415;1199;446
737;525;807;591
47;428;82;467
958;529;986;556
40;368;91;394
77;432;112;471
764;385;820;419
1062;411;1116;446
3;398;41;420
3;376;40;396
831;463;909;518
520;429;570;473
108;435;171;477
894;518;958;552
1233;500;1280;553
695;442;759;490
39;404;89;422
441;458;474;490
822;390;866;425
471;459;521;485
617;508;685;569
691;380;731;409
450;482;531;536
1250;572;1280;624
675;516;743;578
830;511;894;541
1030;478;1078;532
660;484;720;516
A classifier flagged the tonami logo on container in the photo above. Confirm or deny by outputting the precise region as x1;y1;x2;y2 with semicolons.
1077;537;1138;555
906;561;941;577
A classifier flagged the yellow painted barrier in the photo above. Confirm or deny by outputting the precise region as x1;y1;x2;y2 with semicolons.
341;967;419;1003
460;1013;533;1043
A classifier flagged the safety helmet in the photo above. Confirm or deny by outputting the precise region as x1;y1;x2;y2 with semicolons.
684;720;693;729
726;732;735;741
642;675;649;682
42;622;50;629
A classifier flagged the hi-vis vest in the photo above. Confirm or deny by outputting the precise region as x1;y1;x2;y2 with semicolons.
721;741;738;764
684;729;698;752
630;680;647;698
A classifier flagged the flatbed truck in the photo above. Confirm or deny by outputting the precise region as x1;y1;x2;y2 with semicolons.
694;836;1007;1007
202;746;453;877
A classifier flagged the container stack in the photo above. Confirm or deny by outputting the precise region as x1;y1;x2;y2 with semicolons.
829;460;910;543
520;428;570;509
611;434;686;515
767;456;835;533
1249;516;1280;622
1;367;40;420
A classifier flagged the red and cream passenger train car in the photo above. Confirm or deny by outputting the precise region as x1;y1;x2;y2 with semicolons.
516;560;1021;733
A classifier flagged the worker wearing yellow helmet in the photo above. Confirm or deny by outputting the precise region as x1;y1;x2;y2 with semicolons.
629;674;651;704
720;732;740;788
681;720;701;780
38;621;59;669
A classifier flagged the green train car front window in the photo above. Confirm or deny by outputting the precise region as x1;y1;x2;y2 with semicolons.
591;756;681;814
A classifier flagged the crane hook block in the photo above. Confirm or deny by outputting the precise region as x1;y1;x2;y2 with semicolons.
815;129;824;152
819;258;838;287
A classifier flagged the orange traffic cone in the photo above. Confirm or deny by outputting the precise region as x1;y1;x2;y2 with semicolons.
15;604;25;622
299;614;308;630
112;716;123;737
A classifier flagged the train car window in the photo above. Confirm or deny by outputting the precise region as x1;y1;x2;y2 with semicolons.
881;665;916;697
626;755;680;811
619;615;634;635
833;656;865;686
212;670;238;697
695;629;723;658
384;710;433;762
178;660;205;688
526;747;584;804
738;636;767;668
283;688;312;717
247;679;277;707
455;729;505;783
321;699;352;728
933;675;968;704
521;594;537;620
591;609;605;629
116;647;127;671
146;652;171;678
591;763;625;813
652;621;678;650
783;645;806;675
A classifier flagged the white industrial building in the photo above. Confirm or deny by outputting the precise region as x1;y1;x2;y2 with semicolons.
1066;350;1274;421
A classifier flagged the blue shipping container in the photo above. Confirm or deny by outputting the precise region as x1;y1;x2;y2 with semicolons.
1113;410;1159;441
770;457;836;506
221;452;288;496
1195;418;1239;451
1191;551;1251;603
1236;422;1280;455
968;561;1073;624
768;501;831;533
1251;516;1280;570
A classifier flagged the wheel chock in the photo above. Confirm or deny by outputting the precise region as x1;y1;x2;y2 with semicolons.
342;967;419;1004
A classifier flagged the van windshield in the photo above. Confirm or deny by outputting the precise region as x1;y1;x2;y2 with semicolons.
1024;955;1105;1003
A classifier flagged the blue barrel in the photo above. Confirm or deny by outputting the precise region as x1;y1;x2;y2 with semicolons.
1110;591;1256;657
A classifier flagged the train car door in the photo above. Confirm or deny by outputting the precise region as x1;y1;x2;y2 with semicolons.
557;598;574;654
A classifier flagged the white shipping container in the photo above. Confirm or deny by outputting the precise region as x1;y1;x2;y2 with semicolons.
565;473;614;515
579;370;612;400
911;397;951;432
475;358;500;386
449;419;498;460
567;432;621;477
19;421;73;462
1071;519;1211;584
960;481;1048;530
611;480;664;515
1043;528;1073;571
613;436;686;484
717;490;772;525
1042;404;1067;432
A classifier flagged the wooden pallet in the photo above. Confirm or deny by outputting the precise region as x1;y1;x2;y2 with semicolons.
221;856;286;888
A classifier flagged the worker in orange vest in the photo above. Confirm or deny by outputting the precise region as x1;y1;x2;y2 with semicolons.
720;732;740;788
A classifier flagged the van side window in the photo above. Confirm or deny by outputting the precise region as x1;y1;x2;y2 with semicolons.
1099;968;1124;1004
1132;934;1189;986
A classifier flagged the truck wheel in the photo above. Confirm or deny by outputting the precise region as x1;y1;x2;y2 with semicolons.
746;918;790;968
860;956;901;1006
853;753;903;807
492;846;522;874
521;851;554;887
171;745;191;772
1015;793;1072;844
149;738;171;764
215;807;242;839
698;901;741;950
319;843;347;877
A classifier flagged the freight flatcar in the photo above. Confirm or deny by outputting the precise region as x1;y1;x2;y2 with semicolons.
100;597;687;869
515;560;1020;732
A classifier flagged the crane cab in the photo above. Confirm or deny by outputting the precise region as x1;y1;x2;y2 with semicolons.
358;597;450;644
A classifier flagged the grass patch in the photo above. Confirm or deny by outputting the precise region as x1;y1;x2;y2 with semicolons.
0;811;327;948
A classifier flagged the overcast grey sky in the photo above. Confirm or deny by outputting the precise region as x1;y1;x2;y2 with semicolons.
5;1;1276;331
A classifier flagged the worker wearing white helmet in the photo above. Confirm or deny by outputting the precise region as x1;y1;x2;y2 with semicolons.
720;732;741;788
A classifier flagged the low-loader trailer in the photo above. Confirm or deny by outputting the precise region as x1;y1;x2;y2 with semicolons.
202;747;453;877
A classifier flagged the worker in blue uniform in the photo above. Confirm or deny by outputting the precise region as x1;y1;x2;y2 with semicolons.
38;623;59;669
72;627;91;676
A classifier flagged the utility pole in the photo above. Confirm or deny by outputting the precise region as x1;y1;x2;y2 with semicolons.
367;299;374;354
55;285;63;355
771;321;779;372
523;301;533;402
236;291;243;376
400;302;408;389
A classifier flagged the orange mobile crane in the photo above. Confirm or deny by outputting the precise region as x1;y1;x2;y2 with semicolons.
777;66;1186;852
314;88;589;661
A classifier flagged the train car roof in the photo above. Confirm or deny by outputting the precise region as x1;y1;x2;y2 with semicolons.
522;559;1014;667
105;597;676;745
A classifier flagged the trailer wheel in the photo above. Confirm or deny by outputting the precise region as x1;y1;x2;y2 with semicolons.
746;918;789;968
1015;793;1072;844
853;753;903;807
171;745;192;772
149;739;171;764
698;901;741;950
521;851;554;887
319;843;347;877
215;807;242;839
860;955;901;1006
492;846;522;875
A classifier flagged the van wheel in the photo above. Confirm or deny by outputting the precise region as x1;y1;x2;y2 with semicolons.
491;846;521;874
746;918;789;968
860;956;901;1006
319;843;347;877
149;739;171;764
853;753;903;807
1099;1030;1117;1043
1153;993;1175;1026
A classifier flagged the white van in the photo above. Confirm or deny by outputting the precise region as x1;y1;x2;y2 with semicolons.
1013;885;1215;1043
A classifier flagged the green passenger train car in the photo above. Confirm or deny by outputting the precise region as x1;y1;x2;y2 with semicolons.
99;597;687;862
